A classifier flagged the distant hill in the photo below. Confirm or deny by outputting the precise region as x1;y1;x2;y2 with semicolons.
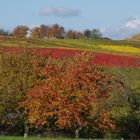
129;33;140;41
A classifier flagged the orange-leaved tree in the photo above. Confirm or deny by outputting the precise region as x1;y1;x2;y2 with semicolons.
21;53;115;138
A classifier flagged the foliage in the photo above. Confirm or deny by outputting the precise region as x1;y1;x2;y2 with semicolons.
11;25;29;39
83;29;91;39
90;29;102;39
105;67;140;139
30;25;49;39
46;24;65;39
0;46;139;67
83;29;102;39
21;53;116;138
0;52;36;134
66;30;83;39
0;23;104;40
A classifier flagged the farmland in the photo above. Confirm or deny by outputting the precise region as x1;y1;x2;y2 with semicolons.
1;46;140;67
0;36;140;54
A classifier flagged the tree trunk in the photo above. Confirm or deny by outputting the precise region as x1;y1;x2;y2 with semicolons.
24;121;29;138
75;129;79;138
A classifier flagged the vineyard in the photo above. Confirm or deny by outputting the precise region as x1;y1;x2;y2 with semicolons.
0;36;140;67
0;46;140;67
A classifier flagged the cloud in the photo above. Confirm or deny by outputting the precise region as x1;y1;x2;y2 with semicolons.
125;16;140;29
101;16;140;40
39;7;80;17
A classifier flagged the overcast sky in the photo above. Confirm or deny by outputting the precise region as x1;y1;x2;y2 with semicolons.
1;0;140;39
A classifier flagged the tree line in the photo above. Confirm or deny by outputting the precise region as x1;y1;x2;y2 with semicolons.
0;24;103;40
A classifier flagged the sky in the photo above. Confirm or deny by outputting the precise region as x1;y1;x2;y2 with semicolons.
1;0;140;39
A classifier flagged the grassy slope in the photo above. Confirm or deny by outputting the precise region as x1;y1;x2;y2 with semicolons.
0;36;140;57
105;66;140;90
128;33;140;41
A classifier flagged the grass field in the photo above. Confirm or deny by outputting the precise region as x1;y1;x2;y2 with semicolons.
0;137;88;140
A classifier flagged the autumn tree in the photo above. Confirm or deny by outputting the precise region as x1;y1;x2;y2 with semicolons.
22;53;116;138
30;27;41;39
11;25;29;39
66;30;76;39
75;31;84;39
46;24;65;39
30;24;49;39
66;30;83;39
0;53;37;135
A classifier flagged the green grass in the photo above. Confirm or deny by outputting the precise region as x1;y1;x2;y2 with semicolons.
105;66;140;90
0;136;89;140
